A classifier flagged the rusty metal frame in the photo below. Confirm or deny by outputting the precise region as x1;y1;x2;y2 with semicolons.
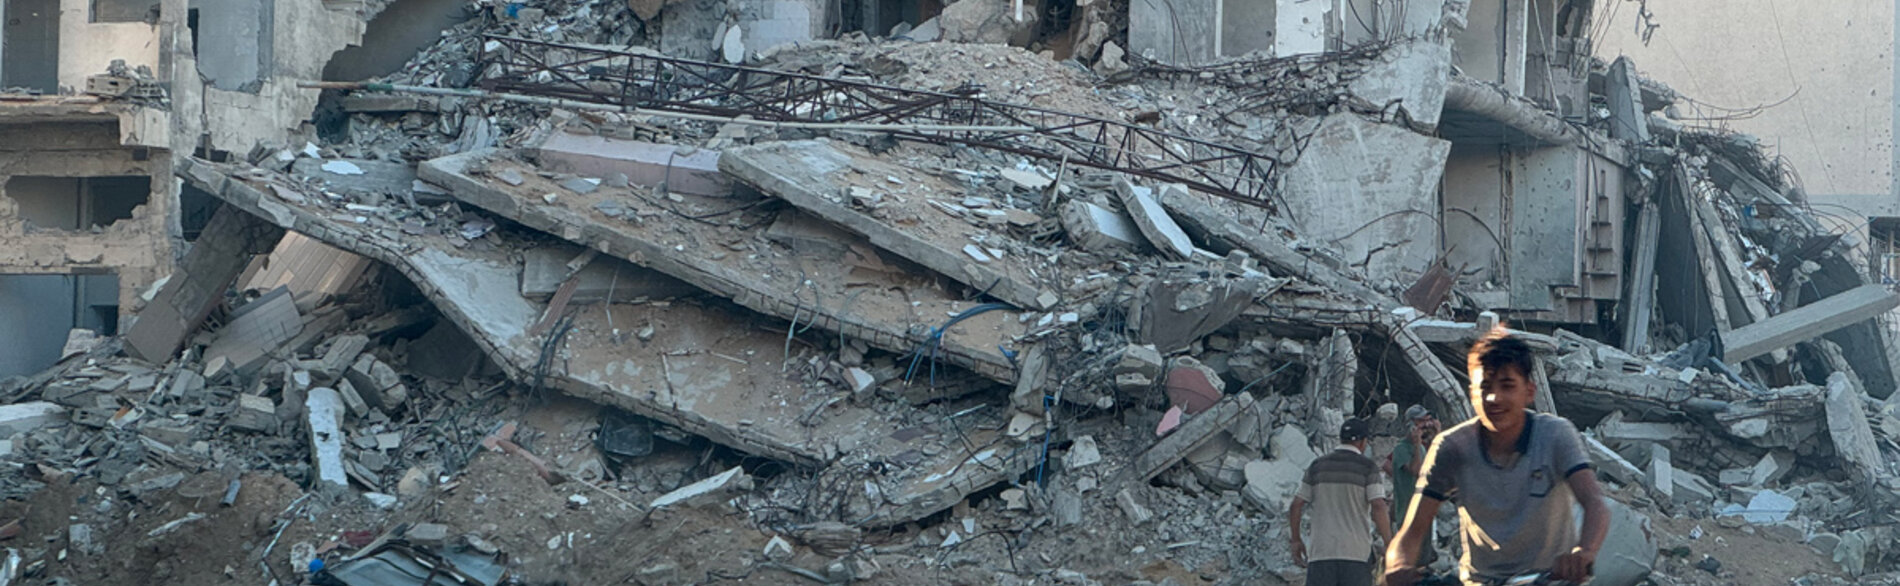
476;35;1283;210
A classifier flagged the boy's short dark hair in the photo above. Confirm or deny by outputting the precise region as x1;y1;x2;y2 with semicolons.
1468;327;1536;383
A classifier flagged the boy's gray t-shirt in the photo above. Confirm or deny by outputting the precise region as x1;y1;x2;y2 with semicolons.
1417;412;1591;582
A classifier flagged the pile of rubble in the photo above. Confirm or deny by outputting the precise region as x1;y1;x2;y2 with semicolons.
7;1;1900;585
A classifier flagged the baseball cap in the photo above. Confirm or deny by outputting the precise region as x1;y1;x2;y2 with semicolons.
1340;418;1370;442
1405;405;1432;421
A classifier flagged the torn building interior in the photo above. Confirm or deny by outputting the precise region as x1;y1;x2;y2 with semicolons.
3;0;1900;584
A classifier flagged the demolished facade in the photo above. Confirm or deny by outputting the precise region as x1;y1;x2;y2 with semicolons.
4;0;1900;583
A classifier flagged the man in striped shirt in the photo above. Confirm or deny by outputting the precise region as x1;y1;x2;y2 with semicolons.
1288;417;1392;586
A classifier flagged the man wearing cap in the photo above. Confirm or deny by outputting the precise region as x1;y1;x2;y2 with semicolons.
1288;418;1391;586
1385;405;1441;564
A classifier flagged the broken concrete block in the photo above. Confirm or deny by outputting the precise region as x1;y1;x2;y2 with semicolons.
1672;468;1717;505
69;524;98;556
306;388;348;487
1059;200;1145;253
1591;498;1658;586
1723;284;1900;363
1052;488;1084;527
1115;488;1153;525
345;354;406;412
335;380;370;418
1243;458;1304;513
1113;180;1194;260
1647;445;1674;500
1718;467;1753;487
407;523;450;546
229;394;280;433
60;329;105;361
1066;435;1103;470
1750;450;1796;487
167;370;206;399
1185;432;1252;490
844;367;877;395
1268;425;1317;469
317;335;369;378
1114;344;1164;378
1164;356;1226;414
534;133;732;197
650;466;754;509
364;492;399;509
0;402;68;437
1581;434;1644;487
559;176;602;194
1114;373;1154;393
203;287;305;374
1825;371;1883;481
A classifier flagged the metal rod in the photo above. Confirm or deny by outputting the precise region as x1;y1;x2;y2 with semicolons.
300;81;1038;134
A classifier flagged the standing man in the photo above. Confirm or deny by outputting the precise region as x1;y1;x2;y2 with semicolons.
1386;331;1608;585
1385;405;1441;565
1289;418;1392;586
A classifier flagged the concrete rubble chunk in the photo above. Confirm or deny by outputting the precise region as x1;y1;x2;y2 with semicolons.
1185;433;1252;490
520;245;696;304
1059;200;1147;254
318;335;370;377
229;394;279;433
1269;425;1317;469
1591;498;1657;586
1115;488;1153;525
305;388;348;487
1824;371;1883;481
1113;180;1194;260
1242;458;1304;513
1114;344;1164;378
650;466;754;509
535;133;732;197
1134;393;1255;481
1066;435;1102;470
1750;450;1795;487
0;402;68;437
203;287;305;374
1672;467;1716;505
1647;445;1674;501
407;523;450;546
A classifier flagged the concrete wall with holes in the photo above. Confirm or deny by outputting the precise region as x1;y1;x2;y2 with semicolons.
0;121;170;318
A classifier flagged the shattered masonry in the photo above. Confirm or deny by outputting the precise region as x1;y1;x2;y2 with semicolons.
3;0;1900;584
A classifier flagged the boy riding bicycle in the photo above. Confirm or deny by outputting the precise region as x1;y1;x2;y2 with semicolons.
1384;330;1609;586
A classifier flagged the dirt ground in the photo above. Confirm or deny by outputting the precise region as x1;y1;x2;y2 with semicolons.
1646;513;1842;586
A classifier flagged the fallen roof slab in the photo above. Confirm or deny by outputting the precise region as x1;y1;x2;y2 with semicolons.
719;140;1059;310
1721;284;1900;364
419;150;1028;383
175;158;1033;527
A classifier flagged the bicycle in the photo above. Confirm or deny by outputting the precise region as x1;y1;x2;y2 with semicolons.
1415;571;1584;586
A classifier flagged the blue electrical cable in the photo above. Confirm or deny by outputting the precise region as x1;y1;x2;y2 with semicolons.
904;303;1012;386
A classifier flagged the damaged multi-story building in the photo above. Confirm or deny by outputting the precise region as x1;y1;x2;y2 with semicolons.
3;0;1900;582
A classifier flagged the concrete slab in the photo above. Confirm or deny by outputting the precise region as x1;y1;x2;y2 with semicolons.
178;156;1038;528
292;158;423;202
1133;393;1255;481
1113;181;1194;260
1278;114;1449;279
719;140;1057;310
122;205;285;362
203;287;305;374
1348;40;1452;128
533;133;731;197
519;245;698;303
1723;284;1900;364
1059;200;1147;254
421;150;1026;382
0;402;67;436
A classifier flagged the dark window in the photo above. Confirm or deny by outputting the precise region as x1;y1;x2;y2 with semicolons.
92;0;159;22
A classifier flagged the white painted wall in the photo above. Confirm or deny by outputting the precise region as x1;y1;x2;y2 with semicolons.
57;0;160;93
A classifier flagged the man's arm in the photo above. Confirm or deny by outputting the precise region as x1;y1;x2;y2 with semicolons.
1287;496;1308;567
1384;495;1442;586
1370;497;1393;546
1554;469;1609;581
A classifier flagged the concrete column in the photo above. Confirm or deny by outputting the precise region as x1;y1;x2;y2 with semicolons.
1502;0;1528;96
1722;284;1900;364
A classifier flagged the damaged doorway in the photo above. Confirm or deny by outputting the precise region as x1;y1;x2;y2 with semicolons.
0;273;119;377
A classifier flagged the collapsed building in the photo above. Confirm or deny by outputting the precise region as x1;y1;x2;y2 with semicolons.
4;0;1900;583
